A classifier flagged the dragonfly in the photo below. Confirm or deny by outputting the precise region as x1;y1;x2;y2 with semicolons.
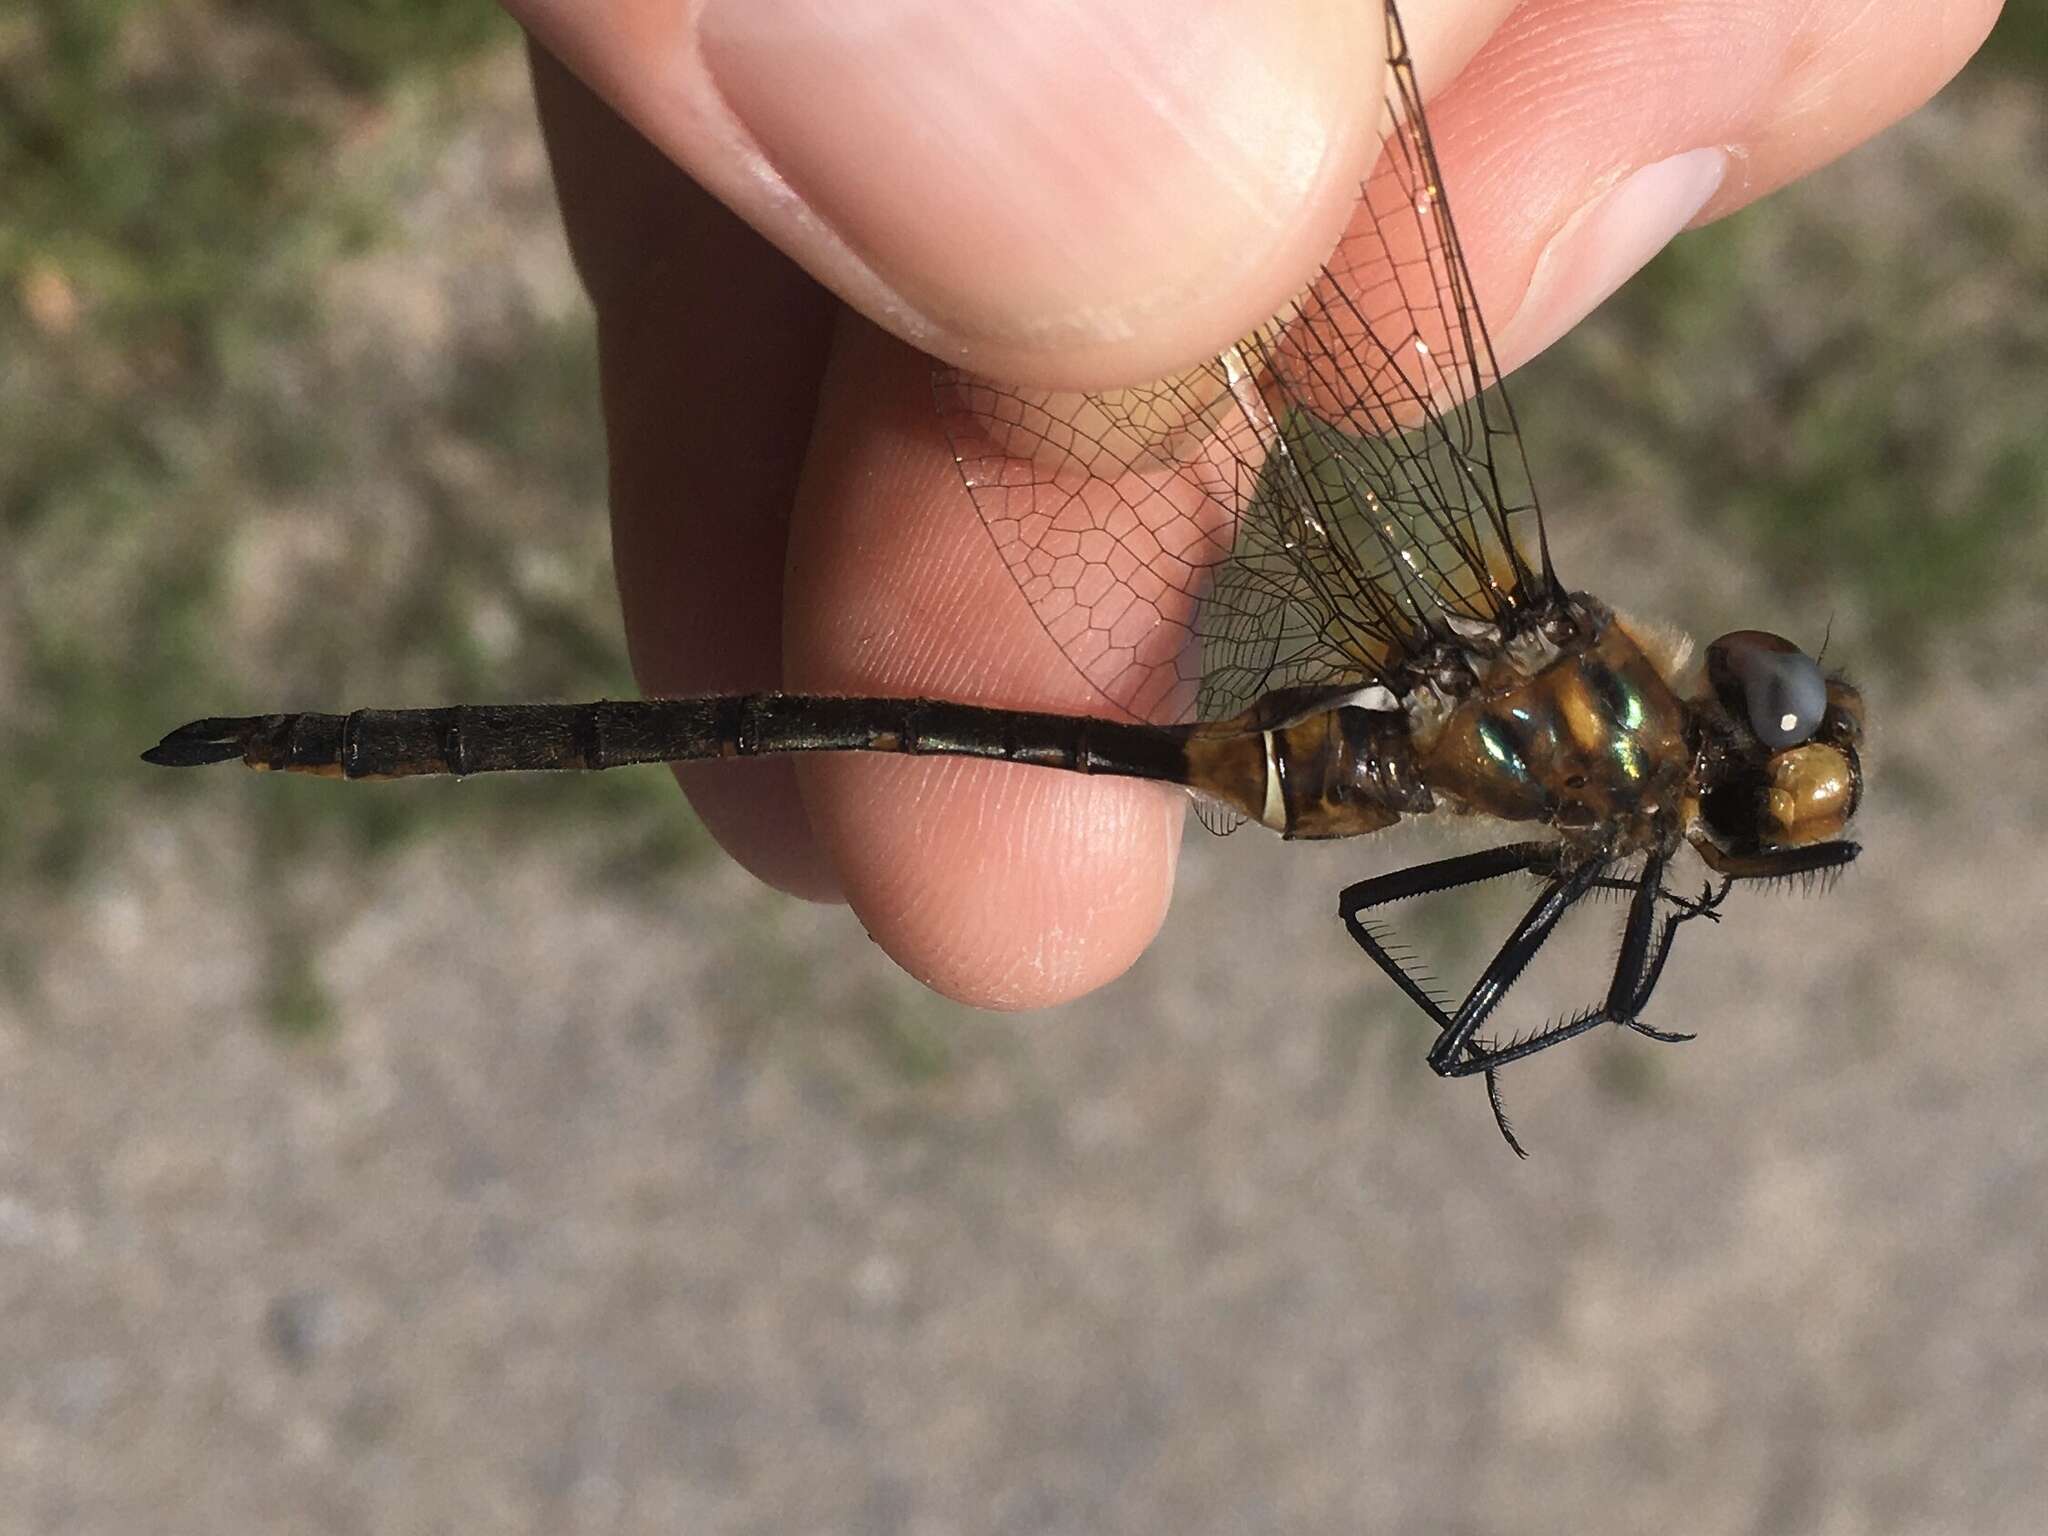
145;0;1864;1154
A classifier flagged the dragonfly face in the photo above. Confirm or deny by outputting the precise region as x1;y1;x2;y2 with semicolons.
1692;631;1864;860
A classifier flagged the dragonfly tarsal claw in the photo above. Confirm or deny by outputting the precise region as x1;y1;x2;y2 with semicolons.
1659;880;1729;923
1621;1018;1697;1045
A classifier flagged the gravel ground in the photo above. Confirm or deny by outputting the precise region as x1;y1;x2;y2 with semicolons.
5;35;2046;1536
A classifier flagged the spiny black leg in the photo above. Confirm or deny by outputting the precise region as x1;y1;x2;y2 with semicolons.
1424;857;1608;1076
1630;921;1695;1028
1623;1020;1695;1044
1692;837;1860;884
1436;862;1728;1078
1617;876;1736;1043
1433;988;1688;1076
1365;851;1769;1147
1339;848;1704;1149
1623;944;1690;1038
1341;842;1568;1156
1484;1070;1528;1160
1347;852;1608;1147
1339;841;1558;918
1428;856;1689;1080
1601;854;1665;1018
1584;868;1721;1040
1341;915;1454;1028
1599;854;1693;1045
1610;846;1856;1054
1434;1007;1611;1077
1339;841;1558;1035
1584;873;1727;920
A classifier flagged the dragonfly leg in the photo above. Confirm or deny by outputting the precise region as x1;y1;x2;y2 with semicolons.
1614;875;1732;1043
1691;835;1860;884
1341;848;1609;1068
1484;1070;1529;1160
1564;869;1726;1044
1419;857;1610;1077
1429;854;1724;1079
1340;850;1737;1153
1338;841;1561;1038
1343;843;1588;1159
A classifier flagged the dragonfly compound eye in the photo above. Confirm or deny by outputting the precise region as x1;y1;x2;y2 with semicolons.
1706;630;1828;749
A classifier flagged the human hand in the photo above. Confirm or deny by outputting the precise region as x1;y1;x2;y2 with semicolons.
505;0;1998;1008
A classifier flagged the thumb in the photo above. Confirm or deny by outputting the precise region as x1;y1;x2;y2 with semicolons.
502;0;1515;390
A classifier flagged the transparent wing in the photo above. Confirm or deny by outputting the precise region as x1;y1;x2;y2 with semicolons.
935;0;1557;734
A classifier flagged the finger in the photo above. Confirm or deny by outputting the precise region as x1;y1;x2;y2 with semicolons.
1426;0;2004;372
785;316;1183;1010
503;0;1519;390
530;44;845;900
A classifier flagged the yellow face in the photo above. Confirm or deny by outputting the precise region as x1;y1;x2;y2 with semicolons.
1699;634;1865;853
1758;740;1858;846
1750;676;1864;847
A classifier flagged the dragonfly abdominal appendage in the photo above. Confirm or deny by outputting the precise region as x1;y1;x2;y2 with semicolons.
144;0;1871;1157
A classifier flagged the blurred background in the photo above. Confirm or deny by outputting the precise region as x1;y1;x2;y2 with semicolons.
4;2;2046;1531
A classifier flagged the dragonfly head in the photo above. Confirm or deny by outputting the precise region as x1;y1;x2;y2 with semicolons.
1696;631;1864;852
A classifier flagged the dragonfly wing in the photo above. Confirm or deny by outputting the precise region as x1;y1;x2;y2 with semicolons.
1239;0;1554;641
933;360;1255;726
936;0;1558;742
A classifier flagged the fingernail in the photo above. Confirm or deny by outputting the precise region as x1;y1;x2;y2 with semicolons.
1495;148;1728;373
699;0;1366;374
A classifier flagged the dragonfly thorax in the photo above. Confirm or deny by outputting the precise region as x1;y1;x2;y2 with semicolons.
1185;603;1701;851
1415;609;1694;855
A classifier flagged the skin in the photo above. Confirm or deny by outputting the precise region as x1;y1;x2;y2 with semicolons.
504;0;2001;1009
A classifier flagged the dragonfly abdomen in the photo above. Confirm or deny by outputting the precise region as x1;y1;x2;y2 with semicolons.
143;695;1202;786
1181;706;1431;840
